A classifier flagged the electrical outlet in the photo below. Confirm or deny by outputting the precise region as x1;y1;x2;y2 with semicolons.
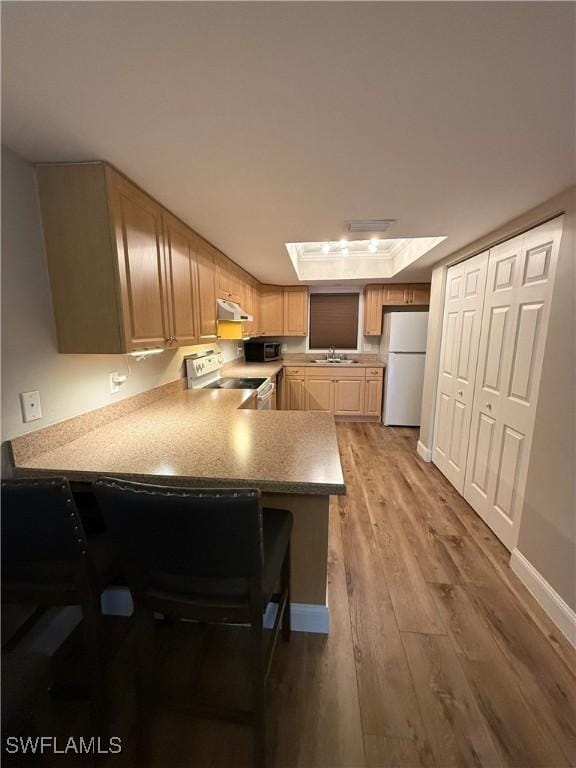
109;371;128;394
110;371;120;394
20;390;42;423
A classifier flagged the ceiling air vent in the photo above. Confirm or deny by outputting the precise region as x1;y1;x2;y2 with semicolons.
346;219;396;234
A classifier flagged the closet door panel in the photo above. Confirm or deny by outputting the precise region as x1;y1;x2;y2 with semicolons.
432;251;488;492
464;217;563;549
469;411;496;497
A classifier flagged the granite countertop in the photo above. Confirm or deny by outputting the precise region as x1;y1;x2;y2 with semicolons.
223;358;385;375
12;388;346;496
282;358;385;369
221;360;285;378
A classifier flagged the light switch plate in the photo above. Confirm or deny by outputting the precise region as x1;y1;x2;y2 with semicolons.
20;390;42;423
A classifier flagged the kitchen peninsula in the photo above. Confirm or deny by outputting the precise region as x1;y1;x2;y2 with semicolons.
9;380;345;632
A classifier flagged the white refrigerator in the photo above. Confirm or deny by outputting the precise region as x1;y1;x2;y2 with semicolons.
380;311;429;426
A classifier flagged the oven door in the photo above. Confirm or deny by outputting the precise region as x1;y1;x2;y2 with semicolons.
256;380;275;410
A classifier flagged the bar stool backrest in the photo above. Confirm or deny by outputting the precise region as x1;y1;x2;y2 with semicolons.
93;478;264;580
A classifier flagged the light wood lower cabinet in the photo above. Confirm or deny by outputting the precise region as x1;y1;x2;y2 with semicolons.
284;377;306;410
306;378;335;413
365;377;384;416
334;378;365;416
282;366;383;419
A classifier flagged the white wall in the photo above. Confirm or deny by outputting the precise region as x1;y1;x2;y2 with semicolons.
418;186;576;611
1;147;239;451
516;202;575;610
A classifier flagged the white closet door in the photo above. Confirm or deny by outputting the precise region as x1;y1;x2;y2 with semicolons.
432;251;488;492
464;217;563;550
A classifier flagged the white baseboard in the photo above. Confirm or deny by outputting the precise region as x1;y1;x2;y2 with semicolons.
510;549;576;648
102;588;329;635
264;601;329;634
417;440;432;462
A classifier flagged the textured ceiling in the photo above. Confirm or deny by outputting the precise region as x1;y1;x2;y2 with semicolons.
2;2;574;283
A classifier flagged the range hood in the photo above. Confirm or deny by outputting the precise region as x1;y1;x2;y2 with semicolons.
217;298;253;322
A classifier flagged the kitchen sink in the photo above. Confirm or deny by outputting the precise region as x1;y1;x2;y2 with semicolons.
311;359;359;364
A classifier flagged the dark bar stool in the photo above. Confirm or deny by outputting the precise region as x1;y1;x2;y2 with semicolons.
93;477;292;768
1;477;119;737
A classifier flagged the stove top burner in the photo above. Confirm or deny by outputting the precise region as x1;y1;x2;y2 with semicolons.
205;377;267;391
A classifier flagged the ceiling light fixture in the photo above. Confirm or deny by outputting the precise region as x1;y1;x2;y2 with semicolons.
339;238;348;248
321;243;330;254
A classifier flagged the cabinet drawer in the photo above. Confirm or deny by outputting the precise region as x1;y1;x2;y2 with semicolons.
285;366;306;377
366;367;383;378
306;366;366;378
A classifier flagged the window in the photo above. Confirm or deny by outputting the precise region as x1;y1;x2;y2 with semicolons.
308;292;359;350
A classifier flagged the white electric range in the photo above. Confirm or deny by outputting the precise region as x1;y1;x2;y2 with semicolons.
185;350;275;410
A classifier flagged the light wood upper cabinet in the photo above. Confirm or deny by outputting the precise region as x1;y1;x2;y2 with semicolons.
363;282;431;337
37;161;336;352
37;162;223;353
241;280;258;338
383;284;431;305
409;285;431;305
107;170;171;351
334;378;365;416
306;378;334;413
283;287;309;336
384;284;410;305
215;254;231;300
195;243;218;341
260;285;284;336
251;284;262;337
228;264;243;304
363;286;383;335
216;254;242;303
162;212;199;347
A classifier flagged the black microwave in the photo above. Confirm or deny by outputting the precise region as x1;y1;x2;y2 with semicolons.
244;341;281;362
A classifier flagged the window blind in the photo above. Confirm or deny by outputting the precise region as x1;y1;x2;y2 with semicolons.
309;293;359;350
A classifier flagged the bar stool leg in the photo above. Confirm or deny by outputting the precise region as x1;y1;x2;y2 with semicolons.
250;590;266;768
281;543;291;642
81;597;109;741
135;607;155;768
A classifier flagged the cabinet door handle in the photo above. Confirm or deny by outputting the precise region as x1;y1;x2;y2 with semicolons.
457;390;463;397
485;402;492;410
